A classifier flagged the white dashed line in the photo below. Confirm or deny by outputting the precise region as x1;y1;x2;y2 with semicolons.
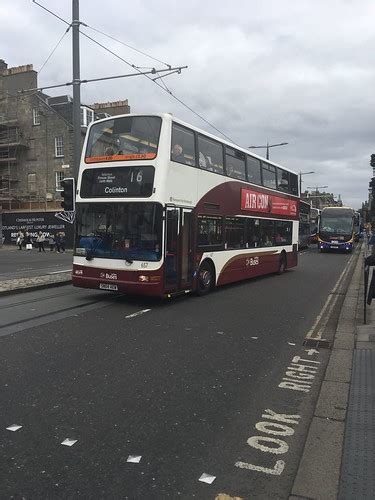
125;309;151;319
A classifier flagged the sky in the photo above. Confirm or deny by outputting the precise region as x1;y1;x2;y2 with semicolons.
1;0;375;209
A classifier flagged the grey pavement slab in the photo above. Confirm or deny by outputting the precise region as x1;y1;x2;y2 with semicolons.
291;417;345;500
315;380;349;421
324;348;353;383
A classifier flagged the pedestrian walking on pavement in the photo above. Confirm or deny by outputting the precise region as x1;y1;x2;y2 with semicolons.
48;233;55;252
25;232;33;251
59;232;66;253
16;231;24;250
55;233;61;253
36;231;46;252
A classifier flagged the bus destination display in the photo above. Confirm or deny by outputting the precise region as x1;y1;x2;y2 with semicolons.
80;167;154;198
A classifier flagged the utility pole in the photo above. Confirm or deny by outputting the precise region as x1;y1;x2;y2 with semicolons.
248;142;288;160
72;0;81;181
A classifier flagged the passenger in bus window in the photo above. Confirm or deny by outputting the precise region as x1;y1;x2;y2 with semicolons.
171;143;184;162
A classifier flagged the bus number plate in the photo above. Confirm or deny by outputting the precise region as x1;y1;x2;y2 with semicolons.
99;283;118;291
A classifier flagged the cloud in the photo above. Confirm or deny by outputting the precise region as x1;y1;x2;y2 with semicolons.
1;0;375;208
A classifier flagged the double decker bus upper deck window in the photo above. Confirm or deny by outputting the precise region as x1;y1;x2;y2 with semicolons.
198;135;224;174
171;123;196;166
247;156;262;185
85;116;162;163
225;148;246;180
276;167;290;193
262;163;277;190
290;173;298;196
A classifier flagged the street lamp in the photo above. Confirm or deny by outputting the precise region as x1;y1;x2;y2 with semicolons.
299;171;315;195
307;185;328;193
248;142;288;160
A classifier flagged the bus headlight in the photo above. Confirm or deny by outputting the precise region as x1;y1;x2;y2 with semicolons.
138;275;150;282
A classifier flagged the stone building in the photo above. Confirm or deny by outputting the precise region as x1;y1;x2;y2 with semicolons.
301;190;343;209
0;59;130;211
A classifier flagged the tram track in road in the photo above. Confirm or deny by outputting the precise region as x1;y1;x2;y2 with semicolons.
0;289;74;310
0;287;129;337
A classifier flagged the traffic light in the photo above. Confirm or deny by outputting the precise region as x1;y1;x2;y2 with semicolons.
371;154;375;167
60;178;75;211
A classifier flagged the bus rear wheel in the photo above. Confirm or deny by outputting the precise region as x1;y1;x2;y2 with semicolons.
197;261;215;296
277;253;287;275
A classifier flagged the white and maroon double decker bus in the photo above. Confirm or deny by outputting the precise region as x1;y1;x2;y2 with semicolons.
73;113;300;297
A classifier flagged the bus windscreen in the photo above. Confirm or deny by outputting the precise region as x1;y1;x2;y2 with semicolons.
85;116;162;163
320;215;353;235
75;202;163;261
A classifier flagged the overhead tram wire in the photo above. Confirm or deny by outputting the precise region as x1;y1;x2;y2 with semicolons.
83;25;171;68
32;0;237;145
0;25;71;102
0;26;73;129
79;27;237;144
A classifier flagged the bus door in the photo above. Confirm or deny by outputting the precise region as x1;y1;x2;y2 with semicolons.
165;207;193;292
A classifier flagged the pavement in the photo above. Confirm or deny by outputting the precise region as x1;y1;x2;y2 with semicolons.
0;244;71;296
291;240;375;500
0;241;374;499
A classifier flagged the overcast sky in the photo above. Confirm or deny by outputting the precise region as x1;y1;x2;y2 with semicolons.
1;0;375;208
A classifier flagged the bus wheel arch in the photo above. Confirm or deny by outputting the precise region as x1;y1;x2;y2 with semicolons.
196;259;216;295
277;251;287;275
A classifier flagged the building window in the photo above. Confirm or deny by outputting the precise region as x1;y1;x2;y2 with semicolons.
54;136;64;157
28;173;37;193
56;171;65;191
86;108;94;125
32;108;40;126
80;106;95;127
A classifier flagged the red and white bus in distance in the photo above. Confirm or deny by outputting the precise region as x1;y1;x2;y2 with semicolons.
73;113;300;297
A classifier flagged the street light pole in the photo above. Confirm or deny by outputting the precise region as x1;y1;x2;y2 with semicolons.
72;0;81;181
248;142;288;160
299;171;314;196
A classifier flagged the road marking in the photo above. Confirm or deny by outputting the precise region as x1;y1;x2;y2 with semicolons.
235;408;300;475
48;269;71;274
305;348;319;356
125;309;151;319
279;355;320;393
235;459;285;476
304;250;356;342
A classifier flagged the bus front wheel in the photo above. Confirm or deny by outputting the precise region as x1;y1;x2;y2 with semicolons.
197;261;215;296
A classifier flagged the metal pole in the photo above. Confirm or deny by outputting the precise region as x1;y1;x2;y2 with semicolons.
72;0;81;181
266;142;269;160
299;172;302;195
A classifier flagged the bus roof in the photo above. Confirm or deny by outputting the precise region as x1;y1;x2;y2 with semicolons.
321;206;354;215
88;112;298;177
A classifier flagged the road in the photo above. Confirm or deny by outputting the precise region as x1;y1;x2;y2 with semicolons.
0;247;354;499
0;247;72;281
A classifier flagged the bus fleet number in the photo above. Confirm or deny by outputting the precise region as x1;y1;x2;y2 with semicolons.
246;257;259;267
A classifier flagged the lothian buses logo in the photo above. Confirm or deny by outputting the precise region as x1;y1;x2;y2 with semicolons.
99;272;118;280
